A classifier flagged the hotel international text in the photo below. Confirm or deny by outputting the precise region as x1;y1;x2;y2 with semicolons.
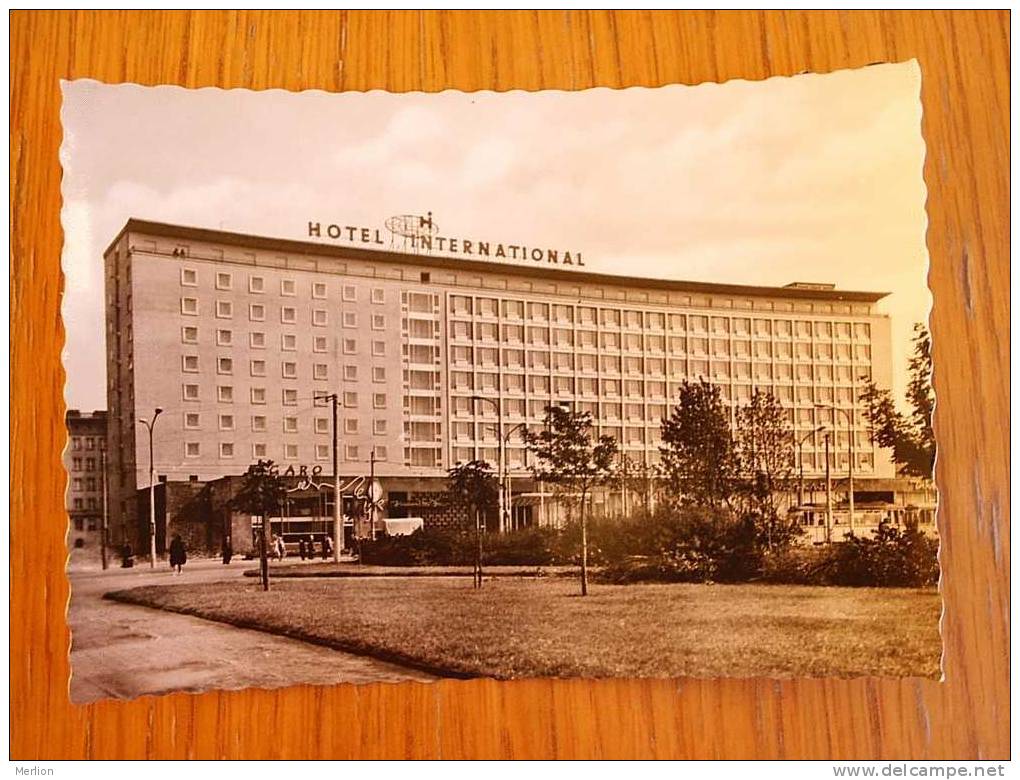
307;222;586;266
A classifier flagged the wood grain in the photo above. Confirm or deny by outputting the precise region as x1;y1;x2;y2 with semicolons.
10;10;1009;759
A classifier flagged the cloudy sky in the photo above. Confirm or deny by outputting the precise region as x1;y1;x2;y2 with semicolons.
61;61;929;412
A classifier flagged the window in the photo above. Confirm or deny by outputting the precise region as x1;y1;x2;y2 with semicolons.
313;282;327;299
345;444;360;461
343;311;358;328
342;285;357;302
371;288;385;304
251;415;267;432
245;333;264;351
372;341;386;357
252;443;267;458
216;300;233;319
372;314;386;330
282;361;297;379
283;416;298;433
281;306;296;324
217;357;233;375
281;333;297;351
183;383;199;401
343;338;357;355
185;442;200;458
184;413;200;429
282;388;298;406
316;444;330;461
344;418;359;434
250;359;266;377
313;335;328;353
180;268;197;286
281;279;296;296
181;297;198;315
313;363;328;380
343;365;358;381
219;414;234;431
217;385;233;403
284;443;299;460
312;309;328;327
181;326;198;344
216;329;233;347
315;417;330;434
216;272;232;290
372;366;386;383
373;393;387;409
182;355;199;373
249;275;265;294
249;303;265;322
343;391;358;408
251;387;266;404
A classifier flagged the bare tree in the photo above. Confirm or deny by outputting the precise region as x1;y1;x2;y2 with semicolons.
524;404;618;596
446;460;499;588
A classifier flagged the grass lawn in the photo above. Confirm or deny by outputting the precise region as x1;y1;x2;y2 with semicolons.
106;578;941;680
251;562;575;578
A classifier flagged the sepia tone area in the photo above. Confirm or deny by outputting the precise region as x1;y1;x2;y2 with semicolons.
11;10;1009;759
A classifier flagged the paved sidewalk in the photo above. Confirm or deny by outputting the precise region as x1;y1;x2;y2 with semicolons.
68;558;434;703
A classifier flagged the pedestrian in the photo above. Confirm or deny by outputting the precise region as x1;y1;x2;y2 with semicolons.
121;542;134;569
221;535;233;565
168;533;187;575
298;536;307;560
321;534;333;560
276;534;287;560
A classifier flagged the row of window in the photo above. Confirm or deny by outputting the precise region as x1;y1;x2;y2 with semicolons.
69;457;101;472
449;352;870;377
70;436;104;451
70;497;100;511
181;412;388;435
181;356;388;383
180;297;388;329
180;267;387;304
447;374;864;402
449;321;871;355
183;441;387;462
181;327;390;357
70;477;99;492
448;395;867;424
448;297;873;338
180;384;390;408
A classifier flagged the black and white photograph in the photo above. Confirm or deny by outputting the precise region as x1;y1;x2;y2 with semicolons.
59;60;938;702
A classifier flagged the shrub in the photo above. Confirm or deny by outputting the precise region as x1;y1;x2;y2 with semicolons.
359;525;568;567
825;520;939;587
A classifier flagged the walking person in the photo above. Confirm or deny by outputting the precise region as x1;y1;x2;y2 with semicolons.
321;534;333;560
168;533;187;575
275;534;287;560
221;535;233;565
298;536;307;560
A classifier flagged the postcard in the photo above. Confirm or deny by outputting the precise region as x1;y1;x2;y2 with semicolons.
60;61;936;702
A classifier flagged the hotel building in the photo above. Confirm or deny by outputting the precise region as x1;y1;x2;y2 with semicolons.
104;219;894;548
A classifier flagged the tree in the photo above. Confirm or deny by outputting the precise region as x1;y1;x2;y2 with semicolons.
659;379;738;509
524;404;618;595
446;460;499;588
614;452;657;517
735;388;797;550
230;460;287;591
859;323;935;478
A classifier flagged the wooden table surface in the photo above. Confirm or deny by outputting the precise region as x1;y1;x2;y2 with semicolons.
9;10;1010;760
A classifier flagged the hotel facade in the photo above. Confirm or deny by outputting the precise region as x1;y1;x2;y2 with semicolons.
104;219;895;550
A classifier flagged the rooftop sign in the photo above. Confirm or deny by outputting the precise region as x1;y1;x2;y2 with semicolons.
307;213;586;267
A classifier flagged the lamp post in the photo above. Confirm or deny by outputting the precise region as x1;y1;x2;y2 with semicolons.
470;395;505;533
797;426;826;506
824;431;833;543
137;407;163;569
815;403;855;530
501;422;528;532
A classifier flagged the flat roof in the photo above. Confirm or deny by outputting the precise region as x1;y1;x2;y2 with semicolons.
107;219;889;304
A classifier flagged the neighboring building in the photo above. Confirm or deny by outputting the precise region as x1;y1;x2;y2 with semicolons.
104;218;896;549
64;410;108;550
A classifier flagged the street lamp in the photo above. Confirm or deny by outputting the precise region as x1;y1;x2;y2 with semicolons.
815;403;855;530
137;407;163;569
470;395;504;533
797;426;826;506
501;422;528;532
